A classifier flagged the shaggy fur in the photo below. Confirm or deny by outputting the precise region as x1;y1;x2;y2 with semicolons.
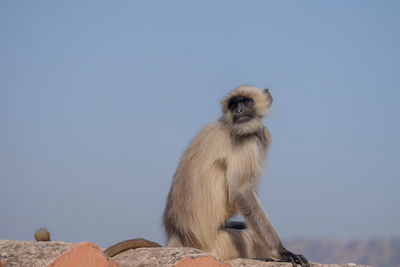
104;86;308;266
163;85;282;259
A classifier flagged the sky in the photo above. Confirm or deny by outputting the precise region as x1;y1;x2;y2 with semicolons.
0;1;399;248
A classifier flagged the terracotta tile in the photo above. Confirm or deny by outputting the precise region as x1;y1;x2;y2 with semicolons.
48;242;119;267
175;256;231;267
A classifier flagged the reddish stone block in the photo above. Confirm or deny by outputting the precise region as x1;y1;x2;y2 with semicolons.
175;256;231;267
48;242;119;267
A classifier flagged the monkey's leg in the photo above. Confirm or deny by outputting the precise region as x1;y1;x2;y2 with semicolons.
234;189;310;267
207;228;273;260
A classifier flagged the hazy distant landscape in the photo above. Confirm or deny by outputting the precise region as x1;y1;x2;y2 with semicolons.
285;238;400;267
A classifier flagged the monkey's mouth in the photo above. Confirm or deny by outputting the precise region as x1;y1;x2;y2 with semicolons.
233;115;252;123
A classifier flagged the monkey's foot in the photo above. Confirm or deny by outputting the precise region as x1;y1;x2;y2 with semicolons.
254;251;309;267
279;250;310;267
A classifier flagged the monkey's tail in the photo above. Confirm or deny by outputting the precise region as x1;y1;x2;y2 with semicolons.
104;238;162;257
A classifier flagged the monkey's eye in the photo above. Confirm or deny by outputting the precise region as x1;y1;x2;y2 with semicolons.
243;98;253;106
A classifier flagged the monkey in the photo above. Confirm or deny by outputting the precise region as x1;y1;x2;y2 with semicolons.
104;85;308;266
34;228;51;241
162;85;308;266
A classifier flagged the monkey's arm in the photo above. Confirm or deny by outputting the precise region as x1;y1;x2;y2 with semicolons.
234;187;282;251
234;187;309;267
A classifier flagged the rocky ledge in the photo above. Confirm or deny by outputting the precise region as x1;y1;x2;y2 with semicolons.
0;240;369;267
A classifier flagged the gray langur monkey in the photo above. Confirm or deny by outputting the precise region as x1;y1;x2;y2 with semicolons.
105;85;309;267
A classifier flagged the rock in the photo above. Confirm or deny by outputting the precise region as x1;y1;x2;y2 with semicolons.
113;247;229;267
0;240;118;267
228;258;368;267
112;247;369;267
0;240;370;267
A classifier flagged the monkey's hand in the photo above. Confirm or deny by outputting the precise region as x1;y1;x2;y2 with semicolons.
279;249;309;267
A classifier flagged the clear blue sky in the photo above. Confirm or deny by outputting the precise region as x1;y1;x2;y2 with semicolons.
1;1;399;248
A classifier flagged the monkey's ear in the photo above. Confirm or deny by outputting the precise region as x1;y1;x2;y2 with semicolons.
264;88;273;107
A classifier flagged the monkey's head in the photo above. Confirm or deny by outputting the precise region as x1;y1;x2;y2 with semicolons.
221;85;272;135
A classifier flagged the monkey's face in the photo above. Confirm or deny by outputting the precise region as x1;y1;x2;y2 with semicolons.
228;96;255;124
221;86;272;135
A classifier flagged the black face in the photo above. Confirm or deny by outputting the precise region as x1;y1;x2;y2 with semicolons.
228;96;255;123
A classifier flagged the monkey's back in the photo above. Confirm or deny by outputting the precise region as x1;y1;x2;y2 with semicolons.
163;121;233;248
163;120;267;249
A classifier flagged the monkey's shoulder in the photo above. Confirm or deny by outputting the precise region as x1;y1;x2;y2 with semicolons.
183;121;231;158
254;126;270;149
195;120;231;143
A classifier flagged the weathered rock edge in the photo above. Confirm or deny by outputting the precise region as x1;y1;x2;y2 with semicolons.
0;240;118;267
0;240;369;267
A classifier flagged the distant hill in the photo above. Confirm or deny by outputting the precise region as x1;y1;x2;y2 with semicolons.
285;238;400;267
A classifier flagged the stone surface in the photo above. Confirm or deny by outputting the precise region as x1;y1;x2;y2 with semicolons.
0;240;118;267
176;256;231;267
0;240;75;266
114;247;232;266
0;240;370;267
112;247;369;267
113;247;213;266
228;258;368;267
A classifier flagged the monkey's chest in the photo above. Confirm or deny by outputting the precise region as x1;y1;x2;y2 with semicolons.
227;140;265;181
